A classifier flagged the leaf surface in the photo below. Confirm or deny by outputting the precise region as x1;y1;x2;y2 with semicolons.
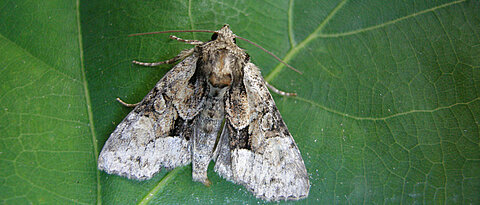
1;0;479;204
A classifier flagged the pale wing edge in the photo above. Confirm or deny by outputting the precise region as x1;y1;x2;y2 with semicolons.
214;62;310;201
98;55;200;180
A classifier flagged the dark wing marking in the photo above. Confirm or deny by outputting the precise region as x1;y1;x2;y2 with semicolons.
214;62;309;201
98;54;206;180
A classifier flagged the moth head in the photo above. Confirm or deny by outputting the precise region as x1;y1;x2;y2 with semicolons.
211;24;237;45
204;25;246;74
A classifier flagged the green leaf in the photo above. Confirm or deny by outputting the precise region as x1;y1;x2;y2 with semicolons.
1;0;479;204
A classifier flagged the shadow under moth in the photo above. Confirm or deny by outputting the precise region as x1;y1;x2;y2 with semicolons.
97;25;309;201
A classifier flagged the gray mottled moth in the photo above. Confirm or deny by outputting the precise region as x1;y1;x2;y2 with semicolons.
98;25;309;201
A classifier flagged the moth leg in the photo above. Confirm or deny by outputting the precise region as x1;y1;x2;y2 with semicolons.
265;82;297;96
170;35;204;45
116;97;139;107
132;48;194;67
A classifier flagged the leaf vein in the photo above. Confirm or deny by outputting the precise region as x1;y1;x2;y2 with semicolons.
317;0;467;38
287;0;296;47
75;0;101;204
293;96;480;121
15;173;90;205
0;34;82;85
137;167;185;205
265;0;349;81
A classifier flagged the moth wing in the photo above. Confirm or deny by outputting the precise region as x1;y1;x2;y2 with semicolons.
214;62;310;200
98;54;205;180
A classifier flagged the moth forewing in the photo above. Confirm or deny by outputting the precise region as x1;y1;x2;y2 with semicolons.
98;24;309;201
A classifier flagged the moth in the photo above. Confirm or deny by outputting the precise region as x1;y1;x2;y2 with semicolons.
98;24;310;201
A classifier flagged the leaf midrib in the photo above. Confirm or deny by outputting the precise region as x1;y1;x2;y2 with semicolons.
75;0;101;204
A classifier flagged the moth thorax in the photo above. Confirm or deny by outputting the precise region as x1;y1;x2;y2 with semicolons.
207;50;236;88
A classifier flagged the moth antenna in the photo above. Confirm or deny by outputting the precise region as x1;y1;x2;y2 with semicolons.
128;30;215;37
235;36;302;74
129;30;302;74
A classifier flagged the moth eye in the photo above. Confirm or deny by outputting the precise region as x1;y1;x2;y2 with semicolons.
233;38;237;44
211;33;218;40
